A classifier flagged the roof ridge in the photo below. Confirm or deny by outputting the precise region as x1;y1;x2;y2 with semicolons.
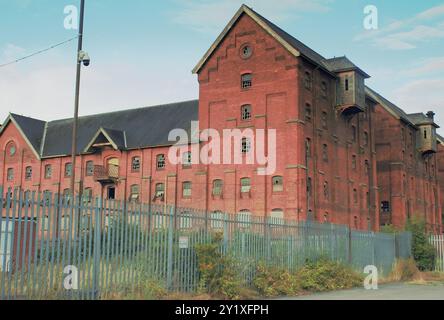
48;99;199;124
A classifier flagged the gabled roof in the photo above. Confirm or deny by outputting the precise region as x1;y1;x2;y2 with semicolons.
192;4;337;76
83;127;127;153
0;113;46;159
41;100;199;157
407;113;440;128
1;100;199;159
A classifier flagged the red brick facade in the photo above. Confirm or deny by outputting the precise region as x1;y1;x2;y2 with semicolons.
0;6;442;233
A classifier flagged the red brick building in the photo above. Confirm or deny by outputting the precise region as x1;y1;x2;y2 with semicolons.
0;5;441;232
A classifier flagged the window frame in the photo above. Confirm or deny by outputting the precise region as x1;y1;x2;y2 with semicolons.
182;181;192;198
156;154;166;170
241;104;252;121
272;176;284;193
86;161;94;176
240;177;251;194
241;73;252;90
25;166;32;181
131;157;141;172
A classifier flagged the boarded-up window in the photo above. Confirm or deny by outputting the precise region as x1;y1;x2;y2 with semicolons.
25;166;32;180
272;176;283;192
182;181;192;198
130;185;139;202
213;179;223;196
86;161;94;176
240;178;251;193
45;165;52;179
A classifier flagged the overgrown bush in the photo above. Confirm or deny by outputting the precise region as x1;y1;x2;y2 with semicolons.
406;218;436;271
390;258;420;282
195;233;242;300
295;258;363;292
253;264;300;297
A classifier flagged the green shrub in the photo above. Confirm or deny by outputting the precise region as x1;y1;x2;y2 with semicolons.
406;218;436;271
253;263;300;297
295;258;363;292
195;233;242;300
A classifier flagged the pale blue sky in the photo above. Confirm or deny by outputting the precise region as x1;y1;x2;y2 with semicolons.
1;0;444;133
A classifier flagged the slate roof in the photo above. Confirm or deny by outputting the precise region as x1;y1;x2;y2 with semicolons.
407;113;439;127
1;100;199;159
323;56;370;78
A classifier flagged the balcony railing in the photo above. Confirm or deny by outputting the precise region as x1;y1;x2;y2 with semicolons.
94;165;119;183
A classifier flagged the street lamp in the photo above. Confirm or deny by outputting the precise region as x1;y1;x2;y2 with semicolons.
70;0;90;198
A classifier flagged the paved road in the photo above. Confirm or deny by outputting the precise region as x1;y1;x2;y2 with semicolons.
279;283;444;300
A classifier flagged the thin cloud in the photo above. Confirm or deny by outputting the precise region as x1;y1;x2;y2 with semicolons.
170;0;332;34
355;4;444;50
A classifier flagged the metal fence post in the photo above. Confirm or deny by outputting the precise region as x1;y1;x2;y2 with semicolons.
166;205;174;291
92;197;102;299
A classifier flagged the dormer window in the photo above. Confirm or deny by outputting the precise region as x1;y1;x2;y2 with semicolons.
241;105;252;121
241;74;252;89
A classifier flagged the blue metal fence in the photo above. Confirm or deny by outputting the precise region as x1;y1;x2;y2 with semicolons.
0;186;411;300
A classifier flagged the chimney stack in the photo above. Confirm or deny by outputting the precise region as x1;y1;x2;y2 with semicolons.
426;111;435;120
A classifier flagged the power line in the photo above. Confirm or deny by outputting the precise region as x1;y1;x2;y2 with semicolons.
0;36;79;69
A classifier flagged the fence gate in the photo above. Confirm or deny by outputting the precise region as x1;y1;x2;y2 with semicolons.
0;220;14;272
430;235;444;272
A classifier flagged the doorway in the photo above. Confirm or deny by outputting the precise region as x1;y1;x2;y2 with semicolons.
107;186;116;200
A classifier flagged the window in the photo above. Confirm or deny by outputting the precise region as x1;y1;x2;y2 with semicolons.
83;188;92;203
180;211;193;229
213;179;223;196
352;155;357;170
424;129;428;139
63;189;72;204
321;111;328;129
381;201;390;213
351;125;357;142
45;165;52;179
7;142;16;156
155;183;165;199
307;177;312;196
241;138;251;154
305;138;311;159
305;103;312;122
182;152;192;167
324;181;329;199
65;163;73;177
86;161;94;176
7;168;13;181
321;81;328;99
270;209;284;224
364;160;370;175
240;178;251;193
241;74;252;89
324;212;329;223
156;154;166;170
345;77;349;91
182;181;192;198
132;157;141;172
25;166;32;180
272;176;283;192
322;144;329;162
240;45;252;59
129;185;140;202
211;211;224;230
304;71;312;90
353;188;358;204
238;210;252;229
363;131;369;146
241;105;252;121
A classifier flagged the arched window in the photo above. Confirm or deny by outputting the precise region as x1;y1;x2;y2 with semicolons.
270;209;284;225
211;211;224;230
6;141;16;157
272;176;283;192
237;210;252;228
212;179;223;196
83;188;93;204
25;166;32;180
241;74;252;89
241;105;252;121
155;183;165;199
65;163;73;177
179;211;193;229
45;164;52;179
130;185;140;202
